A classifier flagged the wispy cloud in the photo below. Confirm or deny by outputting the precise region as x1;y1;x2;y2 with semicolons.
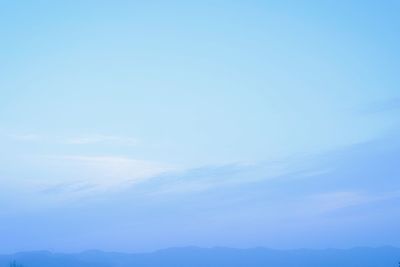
1;155;179;205
65;135;138;146
7;133;42;141
303;190;400;214
40;182;96;195
44;155;177;192
306;191;371;212
4;133;139;146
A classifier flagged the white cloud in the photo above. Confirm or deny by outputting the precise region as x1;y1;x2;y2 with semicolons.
1;155;179;206
65;155;172;181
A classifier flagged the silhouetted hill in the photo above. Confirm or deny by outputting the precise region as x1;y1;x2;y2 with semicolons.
1;246;399;267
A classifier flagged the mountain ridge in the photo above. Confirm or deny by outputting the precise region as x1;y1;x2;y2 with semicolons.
0;246;399;267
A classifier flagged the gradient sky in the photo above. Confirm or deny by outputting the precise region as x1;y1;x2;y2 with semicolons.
1;0;400;253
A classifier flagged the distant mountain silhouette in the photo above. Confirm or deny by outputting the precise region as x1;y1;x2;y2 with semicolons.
1;246;399;267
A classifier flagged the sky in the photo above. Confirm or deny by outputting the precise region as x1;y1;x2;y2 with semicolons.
0;0;400;253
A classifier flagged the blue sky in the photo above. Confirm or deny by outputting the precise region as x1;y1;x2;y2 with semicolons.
0;0;400;253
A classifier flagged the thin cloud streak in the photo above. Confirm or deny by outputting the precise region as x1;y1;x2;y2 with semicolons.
303;191;398;213
45;155;177;190
65;135;138;146
3;133;139;146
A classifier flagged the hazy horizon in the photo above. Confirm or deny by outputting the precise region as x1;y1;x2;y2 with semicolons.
1;0;400;254
1;245;400;254
1;247;400;267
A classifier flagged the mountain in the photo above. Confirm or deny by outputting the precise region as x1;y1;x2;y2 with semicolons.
0;246;399;267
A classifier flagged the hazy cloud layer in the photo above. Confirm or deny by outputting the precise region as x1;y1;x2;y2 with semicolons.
1;135;400;251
